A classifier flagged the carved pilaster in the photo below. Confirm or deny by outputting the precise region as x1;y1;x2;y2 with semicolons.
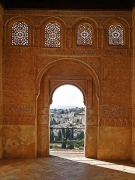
34;25;40;47
66;26;72;48
98;26;103;48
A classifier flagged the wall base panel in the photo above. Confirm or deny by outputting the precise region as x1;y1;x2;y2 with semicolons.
98;127;131;160
3;125;36;158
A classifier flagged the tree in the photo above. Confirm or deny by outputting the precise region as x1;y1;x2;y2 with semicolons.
52;118;56;125
62;128;65;138
77;131;84;140
62;142;66;149
58;130;62;141
60;110;64;114
50;130;54;142
66;128;70;139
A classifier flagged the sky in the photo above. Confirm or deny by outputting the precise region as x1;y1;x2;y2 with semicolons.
51;85;84;107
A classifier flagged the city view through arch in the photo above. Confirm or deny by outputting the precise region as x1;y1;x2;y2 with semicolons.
50;85;85;152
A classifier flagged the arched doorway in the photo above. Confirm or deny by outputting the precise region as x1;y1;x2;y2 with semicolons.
36;59;99;158
50;84;85;153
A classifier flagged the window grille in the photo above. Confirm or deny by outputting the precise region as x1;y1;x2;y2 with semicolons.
108;24;124;46
12;22;28;46
45;23;61;47
77;24;92;45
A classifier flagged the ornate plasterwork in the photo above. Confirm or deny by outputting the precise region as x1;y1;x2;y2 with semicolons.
108;24;124;46
45;22;61;47
1;9;133;160
77;24;92;45
100;117;132;127
3;116;35;125
12;22;29;46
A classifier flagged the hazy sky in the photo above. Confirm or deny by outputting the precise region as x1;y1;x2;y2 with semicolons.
51;85;84;107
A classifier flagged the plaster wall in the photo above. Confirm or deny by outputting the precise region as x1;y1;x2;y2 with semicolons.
98;127;131;160
1;9;133;160
0;5;3;159
131;7;135;162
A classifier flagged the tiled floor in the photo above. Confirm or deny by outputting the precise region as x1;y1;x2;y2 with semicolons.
0;150;135;179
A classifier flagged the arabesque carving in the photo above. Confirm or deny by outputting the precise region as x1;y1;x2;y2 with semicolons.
3;116;35;125
0;8;133;161
102;107;131;115
100;117;132;127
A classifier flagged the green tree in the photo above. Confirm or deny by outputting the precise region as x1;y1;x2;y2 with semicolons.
52;118;56;125
50;129;54;142
77;131;84;140
66;128;70;139
58;130;62;141
60;110;64;114
62;142;66;149
62;128;65;138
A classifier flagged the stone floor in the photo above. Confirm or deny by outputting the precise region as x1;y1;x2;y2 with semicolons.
0;150;135;179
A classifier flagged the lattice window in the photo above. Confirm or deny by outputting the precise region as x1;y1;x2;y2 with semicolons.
108;24;124;46
45;23;61;47
77;24;92;45
12;22;28;46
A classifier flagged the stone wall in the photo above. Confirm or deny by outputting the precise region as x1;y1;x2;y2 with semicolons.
0;4;3;159
2;9;133;160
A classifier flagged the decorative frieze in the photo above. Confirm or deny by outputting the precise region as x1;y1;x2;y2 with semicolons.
3;116;35;125
100;117;132;127
104;49;130;56
4;105;34;114
101;107;131;115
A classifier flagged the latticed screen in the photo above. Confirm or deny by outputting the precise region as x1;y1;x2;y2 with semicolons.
12;22;28;46
108;24;124;45
77;24;92;45
45;23;61;47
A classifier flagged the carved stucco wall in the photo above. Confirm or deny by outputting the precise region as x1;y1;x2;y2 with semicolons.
2;9;133;160
132;7;135;162
0;5;3;159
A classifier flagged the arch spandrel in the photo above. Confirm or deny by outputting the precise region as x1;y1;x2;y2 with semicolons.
36;58;100;98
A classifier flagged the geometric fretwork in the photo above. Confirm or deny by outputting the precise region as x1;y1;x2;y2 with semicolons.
77;24;92;45
45;23;61;47
108;24;124;46
12;22;29;46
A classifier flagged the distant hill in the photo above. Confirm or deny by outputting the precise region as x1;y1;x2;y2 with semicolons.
50;105;84;109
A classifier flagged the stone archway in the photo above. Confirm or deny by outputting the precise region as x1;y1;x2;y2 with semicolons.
36;59;100;158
